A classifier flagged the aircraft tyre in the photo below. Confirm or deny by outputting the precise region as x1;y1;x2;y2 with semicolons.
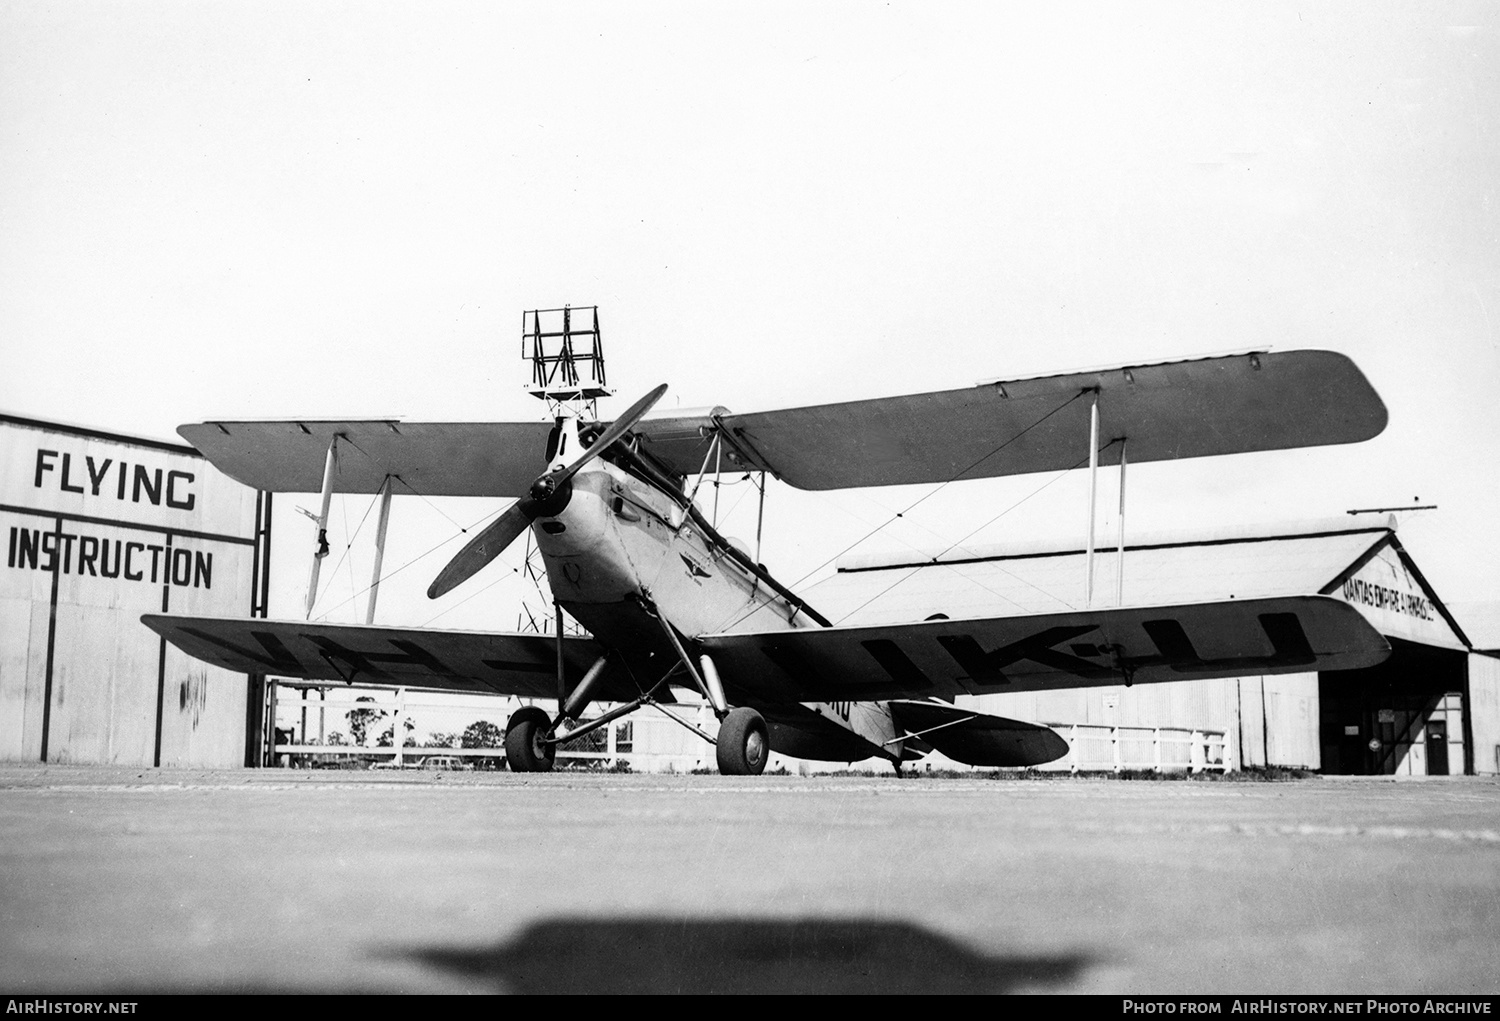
716;707;769;776
505;705;555;772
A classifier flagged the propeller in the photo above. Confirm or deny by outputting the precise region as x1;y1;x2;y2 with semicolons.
426;383;668;599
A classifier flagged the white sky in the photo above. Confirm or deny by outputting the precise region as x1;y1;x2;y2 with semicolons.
3;1;1496;630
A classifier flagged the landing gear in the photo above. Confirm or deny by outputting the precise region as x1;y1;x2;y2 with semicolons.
716;706;769;776
505;705;555;772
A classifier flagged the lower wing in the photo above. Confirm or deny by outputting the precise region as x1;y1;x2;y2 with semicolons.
140;614;643;700
699;595;1389;703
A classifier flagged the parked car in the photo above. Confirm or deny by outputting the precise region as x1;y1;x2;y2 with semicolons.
418;755;473;771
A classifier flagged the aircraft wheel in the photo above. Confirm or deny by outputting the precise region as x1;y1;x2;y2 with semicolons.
505;706;555;773
716;707;769;776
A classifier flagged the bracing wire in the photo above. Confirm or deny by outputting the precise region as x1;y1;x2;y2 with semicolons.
713;387;1092;633
706;476;757;539
303;436;523;621
831;444;1113;625
420;572;512;627
933;444;1117;565
389;473;474;533
339;495;359;615
788;388;1091;591
308;500;515;621
308;486;383;619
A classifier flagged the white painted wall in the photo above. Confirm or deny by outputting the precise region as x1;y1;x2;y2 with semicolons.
1;418;261;766
1469;655;1500;776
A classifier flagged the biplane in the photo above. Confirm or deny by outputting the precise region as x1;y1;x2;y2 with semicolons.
143;348;1392;774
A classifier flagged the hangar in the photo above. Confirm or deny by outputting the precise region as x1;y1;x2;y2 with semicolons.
0;414;271;766
806;516;1494;776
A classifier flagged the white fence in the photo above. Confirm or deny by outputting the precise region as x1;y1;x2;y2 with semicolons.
267;684;1231;774
266;683;716;772
1038;723;1231;773
274;723;1232;774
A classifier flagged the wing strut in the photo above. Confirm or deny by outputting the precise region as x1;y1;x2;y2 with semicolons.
1116;437;1128;607
304;441;400;624
366;476;394;624
1083;393;1130;608
1085;390;1100;606
305;434;339;618
555;599;567;704
672;431;721;529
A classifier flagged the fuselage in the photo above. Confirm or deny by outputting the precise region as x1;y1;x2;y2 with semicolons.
527;451;905;764
534;460;805;638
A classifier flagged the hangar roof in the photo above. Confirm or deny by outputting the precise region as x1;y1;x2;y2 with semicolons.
1;411;198;456
807;516;1470;652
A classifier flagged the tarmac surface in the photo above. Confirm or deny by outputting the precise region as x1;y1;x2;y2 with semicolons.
1;765;1497;995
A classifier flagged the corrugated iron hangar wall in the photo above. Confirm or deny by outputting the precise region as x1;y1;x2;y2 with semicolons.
1;415;268;766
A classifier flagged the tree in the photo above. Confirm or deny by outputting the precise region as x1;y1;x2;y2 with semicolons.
462;720;505;748
376;719;417;747
347;697;387;747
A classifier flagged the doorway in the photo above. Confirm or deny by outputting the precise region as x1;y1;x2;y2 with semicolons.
1319;638;1467;775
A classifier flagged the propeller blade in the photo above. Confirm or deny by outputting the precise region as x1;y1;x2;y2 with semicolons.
427;383;667;600
552;382;668;488
427;500;533;599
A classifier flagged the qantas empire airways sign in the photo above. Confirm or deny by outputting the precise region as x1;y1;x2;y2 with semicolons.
1340;575;1435;622
1332;544;1461;650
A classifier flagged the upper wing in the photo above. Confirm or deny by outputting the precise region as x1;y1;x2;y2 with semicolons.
633;349;1387;489
176;351;1382;496
175;420;554;495
698;595;1388;703
140;614;647;700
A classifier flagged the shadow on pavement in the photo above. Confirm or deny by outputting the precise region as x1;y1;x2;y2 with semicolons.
398;916;1090;993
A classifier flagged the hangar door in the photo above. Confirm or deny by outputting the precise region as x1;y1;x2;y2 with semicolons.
1320;639;1468;775
0;415;270;766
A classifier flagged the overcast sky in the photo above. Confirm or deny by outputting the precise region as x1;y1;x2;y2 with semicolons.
3;1;1496;629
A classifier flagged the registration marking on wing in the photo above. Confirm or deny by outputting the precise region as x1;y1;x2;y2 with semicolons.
141;613;623;700
700;596;1390;702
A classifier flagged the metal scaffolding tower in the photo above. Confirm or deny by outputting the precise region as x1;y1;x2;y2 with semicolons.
523;305;613;418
